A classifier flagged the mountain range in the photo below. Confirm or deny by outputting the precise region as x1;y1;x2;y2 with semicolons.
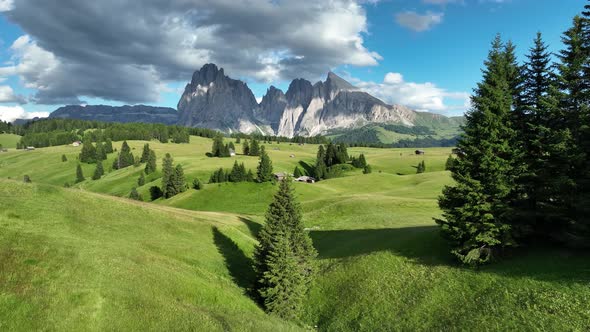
47;63;463;140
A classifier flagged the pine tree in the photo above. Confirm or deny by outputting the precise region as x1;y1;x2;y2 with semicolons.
95;142;107;161
174;164;187;193
363;164;372;174
61;154;67;162
253;179;317;319
211;135;225;157
104;138;114;154
115;141;134;169
92;161;104;180
229;160;245;182
76;164;85;183
138;172;145;186
293;166;302;178
23;175;31;183
445;155;455;171
79;139;96;163
140;144;150;163
314;145;327;180
149;186;163;201
192;178;202;190
243;140;250;155
257;147;274;182
250;139;260;156
436;35;519;266
236;137;241;144
129;187;143;201
161;153;176;198
246;169;255;182
416;161;426;174
145;150;157;174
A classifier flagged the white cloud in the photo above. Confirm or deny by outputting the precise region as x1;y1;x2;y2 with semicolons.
0;85;26;104
352;72;470;114
2;0;381;104
0;105;48;122
395;11;444;32
0;0;13;12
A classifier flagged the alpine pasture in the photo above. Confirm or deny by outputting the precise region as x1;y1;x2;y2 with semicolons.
0;136;589;331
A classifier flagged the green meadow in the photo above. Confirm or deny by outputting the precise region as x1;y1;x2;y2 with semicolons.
0;134;20;149
1;136;589;331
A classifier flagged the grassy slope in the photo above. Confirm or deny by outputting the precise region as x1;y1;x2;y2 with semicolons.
1;138;590;331
0;179;301;331
0;134;21;149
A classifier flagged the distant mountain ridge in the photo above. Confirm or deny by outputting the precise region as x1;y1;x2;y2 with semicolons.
49;105;178;125
43;63;463;141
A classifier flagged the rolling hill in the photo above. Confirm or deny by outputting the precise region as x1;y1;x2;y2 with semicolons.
1;137;589;331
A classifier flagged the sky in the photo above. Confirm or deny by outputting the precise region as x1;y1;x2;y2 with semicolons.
0;0;585;122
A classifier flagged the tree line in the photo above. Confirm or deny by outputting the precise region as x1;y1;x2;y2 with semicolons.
437;2;590;266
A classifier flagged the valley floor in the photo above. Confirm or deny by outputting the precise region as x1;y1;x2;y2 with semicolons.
0;136;589;331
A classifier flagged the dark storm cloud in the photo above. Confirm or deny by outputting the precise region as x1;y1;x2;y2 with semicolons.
0;0;380;104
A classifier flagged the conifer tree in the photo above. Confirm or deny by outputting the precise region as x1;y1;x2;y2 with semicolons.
79;139;96;163
243;140;250;155
192;178;202;190
416;161;426;174
129;187;143;201
246;169;255;182
250;139;260;156
257;147;274;182
140;144;150;163
229;160;246;182
236;137;241;144
436;35;519;266
145;150;157;174
211;135;225;157
23;175;31;183
76;164;85;183
445;155;455;171
115;141;134;169
138;172;145;186
149;186;163;201
104;138;114;154
314;145;327;180
174;164;187;193
161;153;176;198
92;161;104;180
253;179;317;319
363;164;372;174
293;166;302;178
95;142;107;161
62;154;67;162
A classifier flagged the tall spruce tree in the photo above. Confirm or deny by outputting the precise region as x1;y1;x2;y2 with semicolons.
79;139;96;163
95;143;107;161
174;164;187;193
436;35;519;266
293;166;302;178
557;15;590;245
140;144;151;163
253;179;316;319
243;140;250;155
211;135;225;157
75;164;85;183
250;139;261;156
161;153;177;198
104;138;114;154
92;161;104;180
138;172;145;186
145;150;157;174
314;145;327;180
115;141;134;169
257;147;274;182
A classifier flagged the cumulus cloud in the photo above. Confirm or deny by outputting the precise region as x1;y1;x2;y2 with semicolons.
0;0;380;104
0;105;48;122
352;72;470;114
0;0;13;12
395;11;444;32
0;85;26;104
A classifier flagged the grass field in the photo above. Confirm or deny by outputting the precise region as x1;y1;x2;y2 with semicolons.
1;136;589;331
0;134;20;149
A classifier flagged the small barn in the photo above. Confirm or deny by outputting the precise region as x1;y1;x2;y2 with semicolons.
72;141;81;147
274;172;291;181
229;148;236;157
415;150;425;155
296;176;316;184
289;154;295;158
26;146;35;151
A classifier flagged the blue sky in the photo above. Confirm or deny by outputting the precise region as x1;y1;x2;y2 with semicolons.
0;0;585;121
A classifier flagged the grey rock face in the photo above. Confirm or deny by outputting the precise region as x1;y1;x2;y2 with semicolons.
49;105;178;125
177;64;450;137
177;63;260;133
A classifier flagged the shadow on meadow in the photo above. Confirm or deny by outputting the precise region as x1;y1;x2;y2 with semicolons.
212;227;256;295
239;217;262;238
310;226;590;283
